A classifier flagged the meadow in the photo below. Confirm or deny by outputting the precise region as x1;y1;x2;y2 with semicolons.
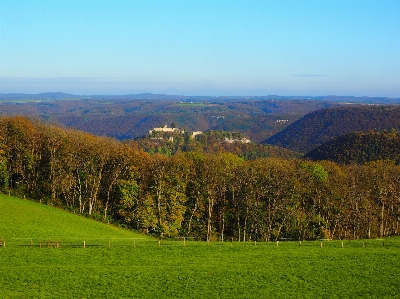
1;195;400;298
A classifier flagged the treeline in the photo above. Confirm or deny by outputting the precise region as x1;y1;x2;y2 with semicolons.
1;117;400;241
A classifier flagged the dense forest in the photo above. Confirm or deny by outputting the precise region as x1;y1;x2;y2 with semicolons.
305;131;400;164
1;116;400;241
265;105;400;152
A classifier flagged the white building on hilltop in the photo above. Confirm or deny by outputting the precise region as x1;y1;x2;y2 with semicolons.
224;137;251;144
149;125;184;135
192;131;203;137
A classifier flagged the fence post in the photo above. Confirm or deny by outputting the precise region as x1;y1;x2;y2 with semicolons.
320;242;323;248
341;242;344;248
83;241;86;248
108;241;111;248
183;237;186;247
134;240;136;248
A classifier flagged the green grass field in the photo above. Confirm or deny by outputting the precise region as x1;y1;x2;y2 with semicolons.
0;194;148;240
176;102;207;107
1;195;400;298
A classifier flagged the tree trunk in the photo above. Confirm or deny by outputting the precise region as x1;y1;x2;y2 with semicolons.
221;213;224;242
207;191;213;242
380;202;385;237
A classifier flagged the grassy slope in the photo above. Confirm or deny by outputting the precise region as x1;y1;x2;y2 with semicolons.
1;194;400;298
1;241;400;298
0;194;149;240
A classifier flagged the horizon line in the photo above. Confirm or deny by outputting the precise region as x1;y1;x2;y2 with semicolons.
0;91;398;99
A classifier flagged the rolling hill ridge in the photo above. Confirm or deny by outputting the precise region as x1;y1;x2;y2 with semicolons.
305;131;400;164
264;105;400;153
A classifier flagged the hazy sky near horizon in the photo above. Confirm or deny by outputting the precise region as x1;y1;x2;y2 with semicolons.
1;0;399;96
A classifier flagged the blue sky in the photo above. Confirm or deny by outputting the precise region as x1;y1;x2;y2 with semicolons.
1;0;399;96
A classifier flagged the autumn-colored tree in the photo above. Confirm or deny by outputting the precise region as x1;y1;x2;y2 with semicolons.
141;153;191;237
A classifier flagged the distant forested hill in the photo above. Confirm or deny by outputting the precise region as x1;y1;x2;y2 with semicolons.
127;130;300;160
305;131;400;164
0;99;332;142
264;105;400;153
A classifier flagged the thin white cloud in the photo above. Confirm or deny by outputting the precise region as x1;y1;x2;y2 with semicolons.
291;74;331;77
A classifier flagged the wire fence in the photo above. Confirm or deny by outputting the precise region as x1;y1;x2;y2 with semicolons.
0;237;397;249
0;238;149;248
